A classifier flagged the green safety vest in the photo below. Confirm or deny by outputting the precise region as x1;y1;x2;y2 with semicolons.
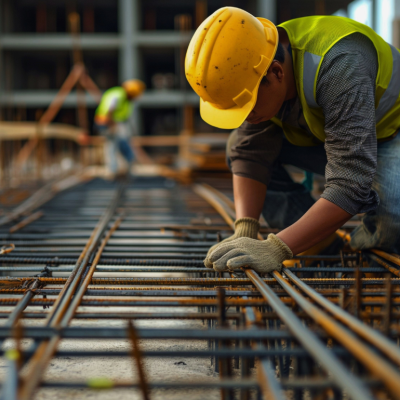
271;16;400;146
95;87;133;123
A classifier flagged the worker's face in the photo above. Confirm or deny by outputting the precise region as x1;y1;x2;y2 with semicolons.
122;86;135;101
246;62;287;125
126;92;135;101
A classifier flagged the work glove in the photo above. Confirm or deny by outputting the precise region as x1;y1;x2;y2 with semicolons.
204;217;260;269
207;234;293;275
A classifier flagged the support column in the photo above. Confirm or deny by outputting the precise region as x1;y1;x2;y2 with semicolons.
257;0;276;23
119;0;139;81
119;0;141;135
393;0;400;46
0;1;3;114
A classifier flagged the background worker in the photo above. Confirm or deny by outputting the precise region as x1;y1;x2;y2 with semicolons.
185;7;400;274
94;79;146;177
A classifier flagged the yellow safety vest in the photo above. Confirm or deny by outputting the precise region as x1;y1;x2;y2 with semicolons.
271;16;400;146
95;87;133;123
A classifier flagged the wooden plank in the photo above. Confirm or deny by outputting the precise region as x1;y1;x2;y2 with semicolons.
0;122;86;142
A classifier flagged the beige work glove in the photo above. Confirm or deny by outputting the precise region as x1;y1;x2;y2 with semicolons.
207;234;293;274
204;218;260;269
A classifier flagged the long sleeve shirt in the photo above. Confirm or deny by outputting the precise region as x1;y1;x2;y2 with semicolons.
229;33;380;215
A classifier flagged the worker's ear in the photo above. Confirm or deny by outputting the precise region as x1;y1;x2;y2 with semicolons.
269;61;284;82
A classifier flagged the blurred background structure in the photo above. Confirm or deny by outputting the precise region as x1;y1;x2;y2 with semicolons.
1;0;400;185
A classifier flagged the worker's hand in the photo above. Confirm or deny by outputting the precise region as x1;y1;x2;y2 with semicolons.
204;218;259;269
207;234;293;274
94;115;111;126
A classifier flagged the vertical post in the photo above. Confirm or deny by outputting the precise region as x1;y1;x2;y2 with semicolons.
0;0;13;114
119;0;141;135
393;0;400;47
69;12;89;132
257;0;276;23
339;288;347;310
0;140;3;187
119;0;138;81
195;0;207;28
36;2;47;33
354;266;362;319
176;14;194;178
315;0;326;15
240;311;251;400
382;274;393;335
371;0;377;32
83;5;95;33
0;0;3;125
217;288;234;400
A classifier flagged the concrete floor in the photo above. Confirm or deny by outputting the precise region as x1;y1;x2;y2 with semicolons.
1;304;226;400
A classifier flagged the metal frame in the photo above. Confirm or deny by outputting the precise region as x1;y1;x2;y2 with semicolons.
0;178;399;399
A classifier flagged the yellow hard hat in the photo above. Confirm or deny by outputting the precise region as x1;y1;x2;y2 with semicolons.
185;7;278;129
122;79;146;98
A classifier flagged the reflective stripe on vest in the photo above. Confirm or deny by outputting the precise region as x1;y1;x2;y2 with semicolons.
303;46;400;120
375;45;400;122
303;52;321;109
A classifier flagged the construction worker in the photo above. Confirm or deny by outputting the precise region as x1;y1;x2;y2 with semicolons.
185;8;400;274
94;79;145;176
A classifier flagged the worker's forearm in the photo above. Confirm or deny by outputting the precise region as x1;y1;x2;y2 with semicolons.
276;198;352;255
233;175;267;220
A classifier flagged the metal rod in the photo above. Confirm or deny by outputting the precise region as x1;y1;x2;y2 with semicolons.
283;268;400;366
1;178;399;399
127;321;151;400
273;270;400;399
19;187;123;400
245;269;373;400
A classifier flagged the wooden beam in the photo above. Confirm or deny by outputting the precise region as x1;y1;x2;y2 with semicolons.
0;122;86;142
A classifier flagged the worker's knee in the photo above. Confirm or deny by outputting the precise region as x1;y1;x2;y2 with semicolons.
351;209;400;253
118;138;134;163
377;212;400;252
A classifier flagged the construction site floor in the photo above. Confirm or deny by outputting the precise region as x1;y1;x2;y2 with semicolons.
0;177;399;400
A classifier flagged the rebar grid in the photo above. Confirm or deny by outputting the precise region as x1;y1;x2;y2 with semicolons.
0;177;399;400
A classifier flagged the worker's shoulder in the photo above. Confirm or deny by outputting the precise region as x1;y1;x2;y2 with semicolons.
279;15;351;28
103;86;125;96
280;16;373;47
322;32;377;67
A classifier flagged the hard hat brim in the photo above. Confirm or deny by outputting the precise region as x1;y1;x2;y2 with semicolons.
199;89;258;130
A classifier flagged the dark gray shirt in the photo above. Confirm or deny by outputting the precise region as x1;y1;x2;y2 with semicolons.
229;33;380;215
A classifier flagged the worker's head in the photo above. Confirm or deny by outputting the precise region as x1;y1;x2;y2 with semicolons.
122;79;146;100
185;7;286;129
245;42;288;125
